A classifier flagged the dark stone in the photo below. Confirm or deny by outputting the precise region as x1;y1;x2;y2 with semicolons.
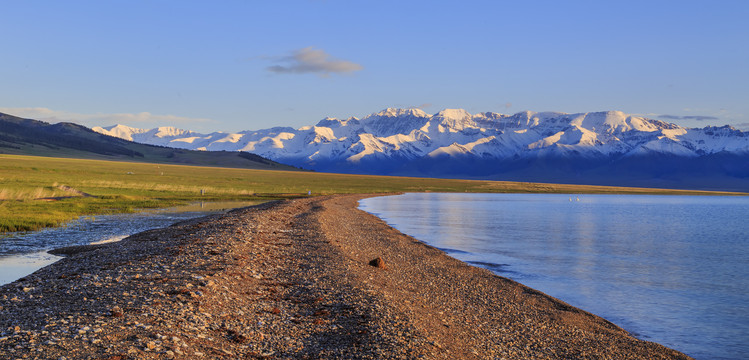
369;257;386;269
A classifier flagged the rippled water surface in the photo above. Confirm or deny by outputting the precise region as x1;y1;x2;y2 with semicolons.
0;201;264;285
360;193;749;360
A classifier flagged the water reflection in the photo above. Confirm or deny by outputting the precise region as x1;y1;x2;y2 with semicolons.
360;193;749;360
0;200;265;285
0;251;61;285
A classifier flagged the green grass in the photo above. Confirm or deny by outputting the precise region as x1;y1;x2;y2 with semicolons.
1;154;744;233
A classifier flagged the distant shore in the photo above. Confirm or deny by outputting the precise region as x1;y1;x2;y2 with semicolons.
0;195;692;359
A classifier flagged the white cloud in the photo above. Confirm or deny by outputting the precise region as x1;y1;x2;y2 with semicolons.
267;47;363;76
658;114;719;121
735;122;749;131
0;107;212;128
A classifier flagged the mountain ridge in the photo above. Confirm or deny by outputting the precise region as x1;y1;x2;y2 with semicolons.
91;108;749;191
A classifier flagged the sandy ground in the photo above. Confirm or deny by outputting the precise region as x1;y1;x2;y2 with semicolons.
0;195;692;359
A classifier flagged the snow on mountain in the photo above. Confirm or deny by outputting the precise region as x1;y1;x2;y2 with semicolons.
91;124;146;141
93;109;749;161
360;108;430;137
92;109;749;189
94;124;198;147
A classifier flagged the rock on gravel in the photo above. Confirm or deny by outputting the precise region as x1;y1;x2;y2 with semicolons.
368;257;386;269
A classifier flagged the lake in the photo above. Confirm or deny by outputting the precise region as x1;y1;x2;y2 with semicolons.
359;193;749;360
0;200;264;285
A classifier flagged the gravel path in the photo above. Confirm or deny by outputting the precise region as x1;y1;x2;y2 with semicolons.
0;195;692;359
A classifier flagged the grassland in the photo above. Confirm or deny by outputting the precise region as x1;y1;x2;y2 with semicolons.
1;154;744;233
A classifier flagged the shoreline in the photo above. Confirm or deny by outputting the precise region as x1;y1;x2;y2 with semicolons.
0;195;692;359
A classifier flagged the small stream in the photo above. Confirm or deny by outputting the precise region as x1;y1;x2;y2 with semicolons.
0;200;265;285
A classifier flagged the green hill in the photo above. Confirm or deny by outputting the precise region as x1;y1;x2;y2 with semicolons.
0;112;298;170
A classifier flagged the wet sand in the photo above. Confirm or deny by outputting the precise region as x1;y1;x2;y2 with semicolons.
0;195;692;359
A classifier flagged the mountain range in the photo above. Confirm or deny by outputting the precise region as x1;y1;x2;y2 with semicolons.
0;112;296;171
92;108;749;191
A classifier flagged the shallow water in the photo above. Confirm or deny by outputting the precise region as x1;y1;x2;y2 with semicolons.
360;193;749;360
0;200;264;285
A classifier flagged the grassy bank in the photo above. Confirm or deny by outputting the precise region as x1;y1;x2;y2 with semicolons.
1;154;743;232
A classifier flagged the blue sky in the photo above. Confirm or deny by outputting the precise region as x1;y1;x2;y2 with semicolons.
2;0;748;132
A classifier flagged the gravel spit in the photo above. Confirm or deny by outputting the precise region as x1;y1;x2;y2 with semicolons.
0;195;692;359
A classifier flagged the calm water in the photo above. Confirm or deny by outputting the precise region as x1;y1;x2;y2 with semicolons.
0;201;264;285
359;193;749;360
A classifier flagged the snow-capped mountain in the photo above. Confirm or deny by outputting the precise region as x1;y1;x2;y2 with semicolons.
92;109;749;191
